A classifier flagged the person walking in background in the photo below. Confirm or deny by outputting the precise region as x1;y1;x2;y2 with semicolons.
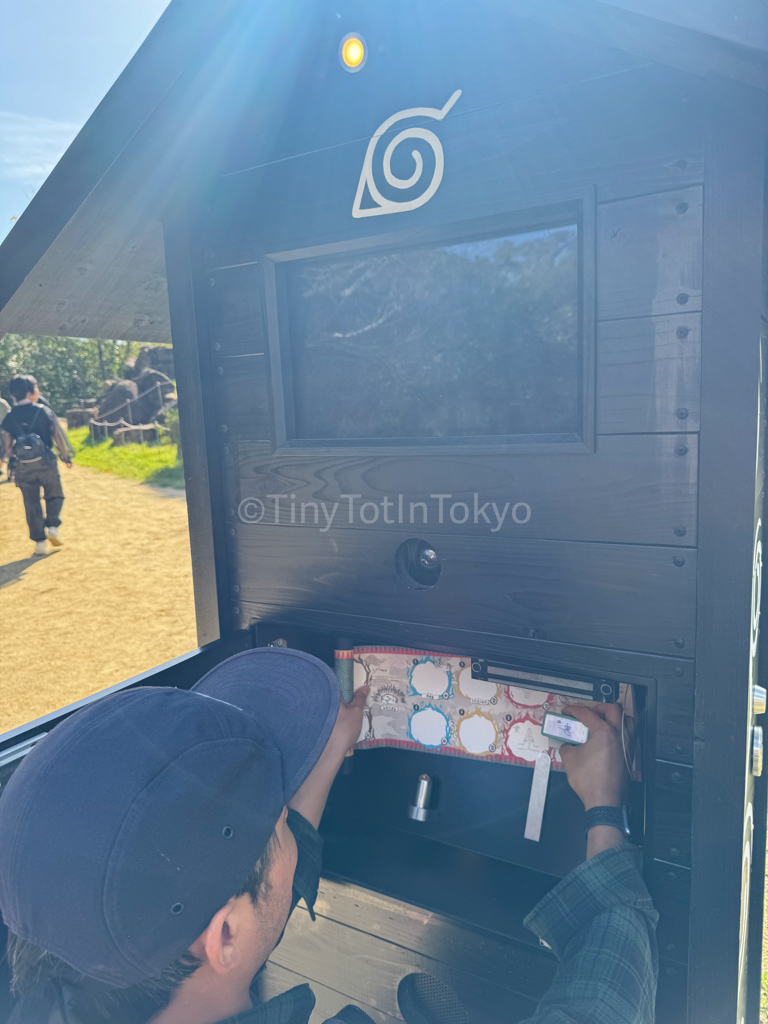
0;394;10;480
1;375;73;556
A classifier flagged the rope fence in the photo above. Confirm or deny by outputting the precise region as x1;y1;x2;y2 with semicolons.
88;384;177;445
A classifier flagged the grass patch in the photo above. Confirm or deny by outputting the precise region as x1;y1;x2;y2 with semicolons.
69;426;184;488
147;462;186;489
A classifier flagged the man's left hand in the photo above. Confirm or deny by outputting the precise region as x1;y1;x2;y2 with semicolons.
287;686;369;828
325;686;369;758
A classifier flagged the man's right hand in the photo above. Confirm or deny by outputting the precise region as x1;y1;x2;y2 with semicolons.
560;704;633;857
559;703;629;811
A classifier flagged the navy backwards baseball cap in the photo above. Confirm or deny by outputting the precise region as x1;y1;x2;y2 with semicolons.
0;647;339;988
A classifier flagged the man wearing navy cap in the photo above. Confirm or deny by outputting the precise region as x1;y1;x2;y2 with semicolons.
0;647;657;1024
0;647;369;1024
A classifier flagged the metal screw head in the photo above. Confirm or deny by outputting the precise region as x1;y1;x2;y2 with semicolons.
676;325;690;339
220;423;228;433
223;445;231;456
232;606;240;615
669;846;680;857
418;547;438;569
752;684;767;716
528;627;540;639
676;202;689;214
667;870;678;881
269;638;288;647
229;527;236;537
673;556;686;567
217;366;224;375
676;407;689;419
676;293;689;305
676;444;689;456
671;771;682;783
674;526;687;537
674;666;684;677
752;725;763;776
227;507;236;518
208;277;216;287
233;584;241;594
673;638;686;649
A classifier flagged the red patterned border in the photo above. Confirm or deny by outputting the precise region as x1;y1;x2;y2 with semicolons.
352;646;467;659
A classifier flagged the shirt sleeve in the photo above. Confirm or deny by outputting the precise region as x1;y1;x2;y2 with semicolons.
287;808;324;920
49;409;73;457
517;845;658;1024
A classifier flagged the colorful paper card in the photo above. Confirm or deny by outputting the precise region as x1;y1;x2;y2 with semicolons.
346;646;636;772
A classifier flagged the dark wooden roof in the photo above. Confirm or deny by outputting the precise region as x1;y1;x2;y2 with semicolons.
0;0;765;345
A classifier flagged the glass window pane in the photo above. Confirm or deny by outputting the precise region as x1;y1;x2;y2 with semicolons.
286;224;580;441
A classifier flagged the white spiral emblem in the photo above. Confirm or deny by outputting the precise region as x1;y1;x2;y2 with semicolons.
352;89;462;219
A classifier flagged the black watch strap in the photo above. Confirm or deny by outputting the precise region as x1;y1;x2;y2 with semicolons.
584;805;630;837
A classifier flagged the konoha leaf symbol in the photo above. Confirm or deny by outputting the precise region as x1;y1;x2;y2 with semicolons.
352;90;461;218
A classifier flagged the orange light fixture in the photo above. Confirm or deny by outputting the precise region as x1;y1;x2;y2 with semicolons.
340;33;367;71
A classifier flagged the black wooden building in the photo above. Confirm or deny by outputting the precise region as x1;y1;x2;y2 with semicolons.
1;1;768;1021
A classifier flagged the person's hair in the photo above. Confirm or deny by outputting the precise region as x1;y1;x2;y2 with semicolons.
6;833;276;1024
9;375;37;402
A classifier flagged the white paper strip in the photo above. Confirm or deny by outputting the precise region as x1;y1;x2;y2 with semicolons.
524;751;552;842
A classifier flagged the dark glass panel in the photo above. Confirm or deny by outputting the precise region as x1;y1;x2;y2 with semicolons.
285;224;580;441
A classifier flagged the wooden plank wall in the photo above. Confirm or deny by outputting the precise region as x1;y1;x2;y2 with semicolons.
189;14;705;1019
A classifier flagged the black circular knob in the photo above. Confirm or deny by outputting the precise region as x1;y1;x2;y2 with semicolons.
395;539;441;589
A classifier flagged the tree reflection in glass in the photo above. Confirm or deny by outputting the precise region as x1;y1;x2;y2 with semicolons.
286;224;580;441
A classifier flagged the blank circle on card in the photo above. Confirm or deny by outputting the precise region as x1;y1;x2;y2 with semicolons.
457;674;498;703
410;661;450;698
457;714;496;754
409;706;450;747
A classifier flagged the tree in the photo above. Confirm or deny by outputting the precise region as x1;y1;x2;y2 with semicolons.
0;335;139;414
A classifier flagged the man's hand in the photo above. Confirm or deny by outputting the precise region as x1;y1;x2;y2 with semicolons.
559;703;631;858
324;685;370;760
559;703;629;810
287;686;369;829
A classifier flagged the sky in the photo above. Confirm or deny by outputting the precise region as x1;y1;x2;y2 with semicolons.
0;0;171;242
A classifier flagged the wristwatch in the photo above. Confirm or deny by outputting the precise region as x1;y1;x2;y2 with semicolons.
584;805;631;838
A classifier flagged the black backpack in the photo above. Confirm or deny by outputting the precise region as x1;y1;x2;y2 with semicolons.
13;406;53;465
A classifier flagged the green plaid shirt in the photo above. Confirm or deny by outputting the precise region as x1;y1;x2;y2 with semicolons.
227;820;657;1024
521;844;658;1024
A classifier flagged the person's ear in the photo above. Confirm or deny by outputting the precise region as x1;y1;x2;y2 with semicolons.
190;899;242;976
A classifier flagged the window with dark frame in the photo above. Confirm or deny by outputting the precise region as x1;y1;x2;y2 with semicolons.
275;218;583;445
